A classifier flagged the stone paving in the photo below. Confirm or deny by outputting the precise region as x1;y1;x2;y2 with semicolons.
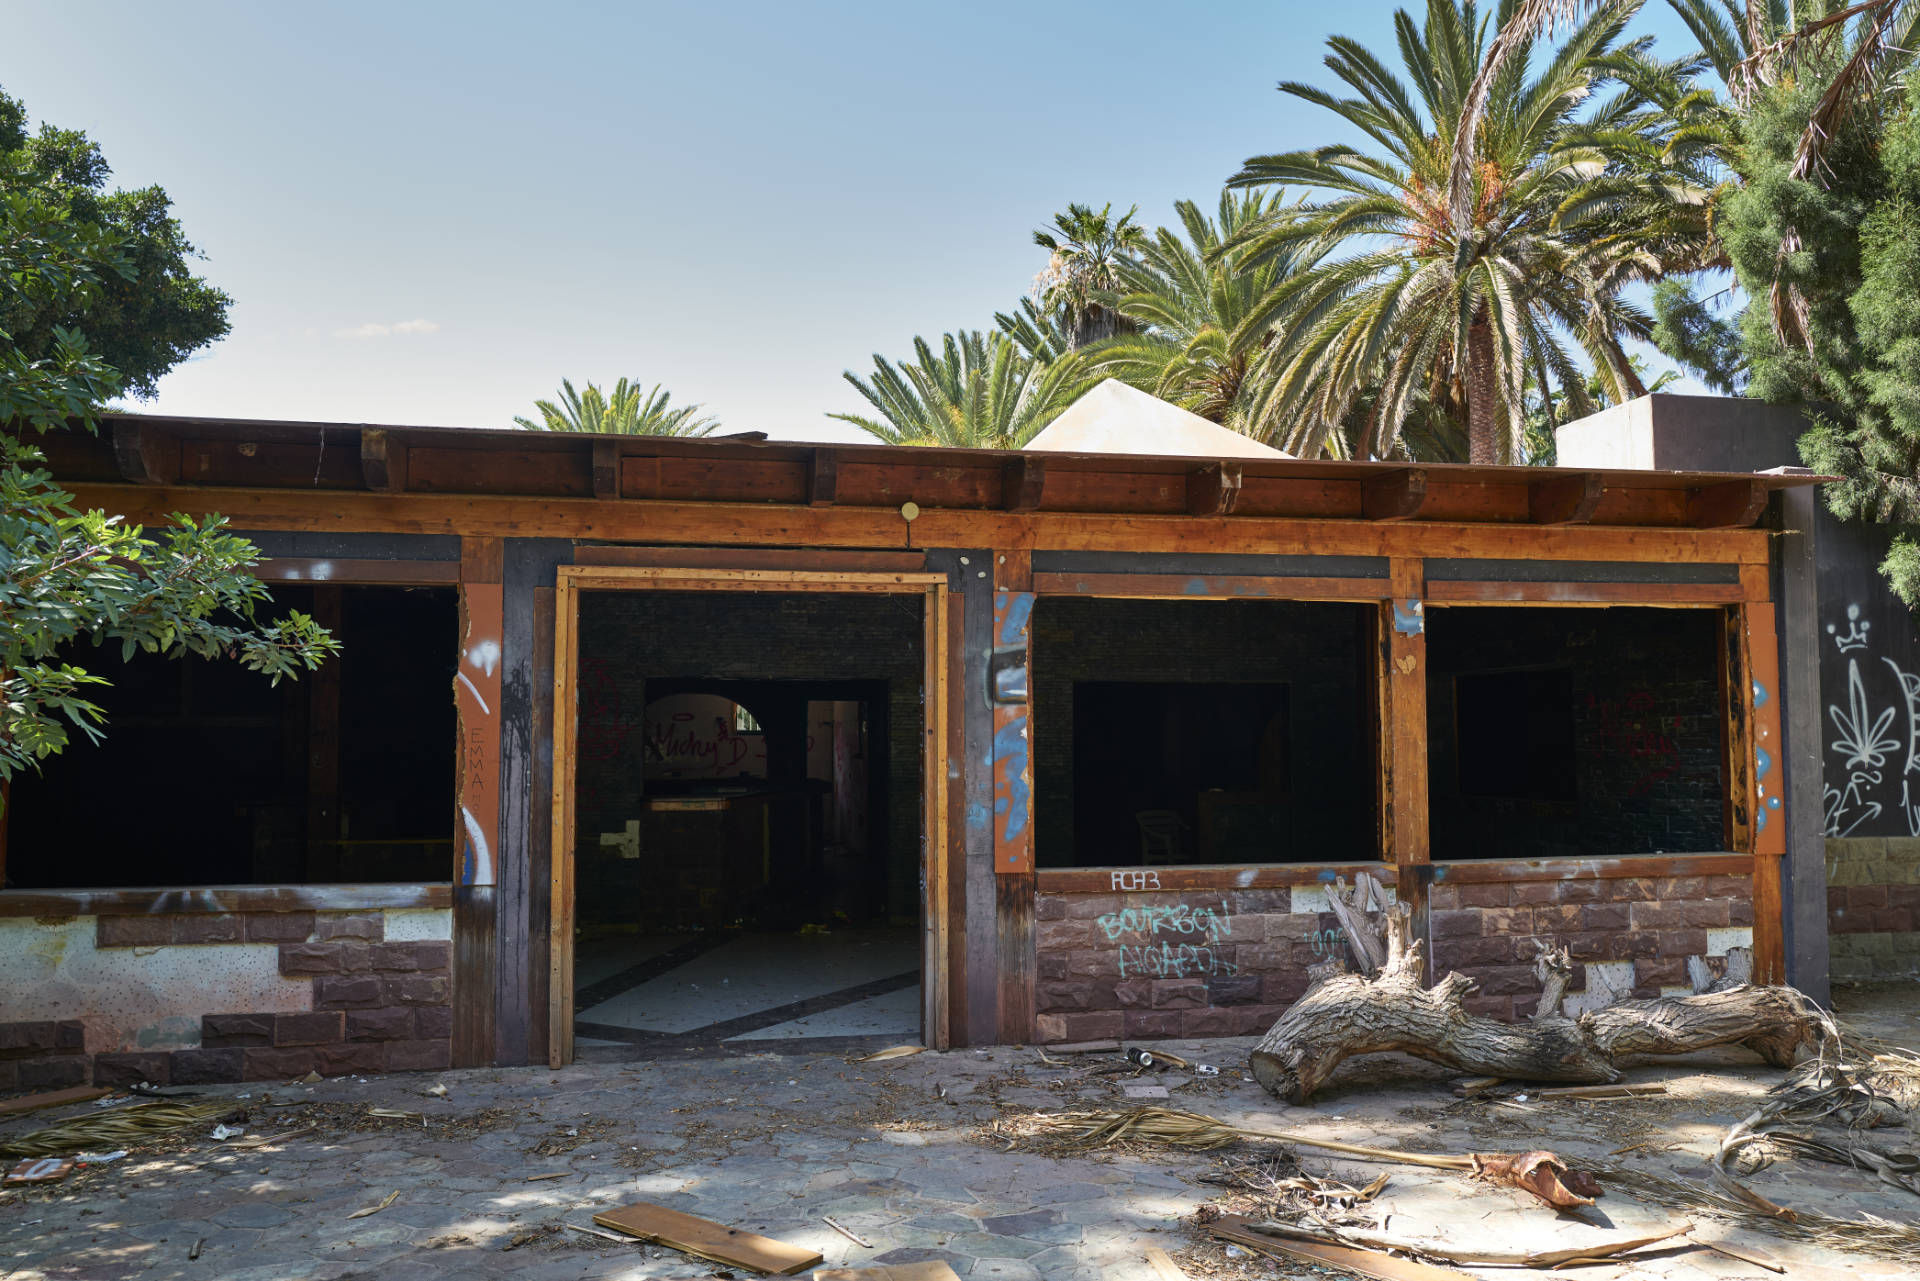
3;985;1919;1280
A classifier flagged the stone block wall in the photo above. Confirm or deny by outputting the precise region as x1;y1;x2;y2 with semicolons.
1826;837;1920;980
1430;872;1754;1020
0;906;452;1089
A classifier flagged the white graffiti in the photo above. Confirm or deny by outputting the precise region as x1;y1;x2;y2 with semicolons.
1822;606;1920;837
1830;603;1872;653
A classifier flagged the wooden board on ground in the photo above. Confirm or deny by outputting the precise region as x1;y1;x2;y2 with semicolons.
1143;1246;1189;1279
812;1264;963;1280
5;1158;75;1186
592;1202;823;1275
0;1086;109;1116
1209;1217;1477;1281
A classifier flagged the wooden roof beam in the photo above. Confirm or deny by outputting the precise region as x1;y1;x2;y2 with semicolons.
1186;461;1244;516
806;448;838;506
1686;477;1768;528
1362;468;1427;521
1003;456;1046;511
1529;473;1602;525
361;428;408;493
112;421;180;485
590;440;620;500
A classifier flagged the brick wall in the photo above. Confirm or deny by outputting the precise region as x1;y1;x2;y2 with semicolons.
1030;597;1373;866
1431;872;1755;1020
1826;837;1920;979
0;907;451;1089
1426;608;1726;860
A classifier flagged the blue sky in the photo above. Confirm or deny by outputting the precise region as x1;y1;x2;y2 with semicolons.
6;1;1706;441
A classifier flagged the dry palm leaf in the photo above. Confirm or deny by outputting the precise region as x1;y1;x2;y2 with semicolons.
994;1107;1599;1208
0;1099;237;1158
851;1045;925;1063
1246;1217;1692;1267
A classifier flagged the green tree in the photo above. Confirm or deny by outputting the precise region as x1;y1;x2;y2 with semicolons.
514;377;719;436
1031;203;1148;349
830;330;1095;447
1225;0;1705;462
0;89;231;399
1;184;335;788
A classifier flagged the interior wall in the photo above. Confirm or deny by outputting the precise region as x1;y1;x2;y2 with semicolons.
1031;597;1374;868
1425;606;1727;860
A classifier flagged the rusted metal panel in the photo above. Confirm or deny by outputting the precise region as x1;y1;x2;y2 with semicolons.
991;591;1035;875
456;584;504;888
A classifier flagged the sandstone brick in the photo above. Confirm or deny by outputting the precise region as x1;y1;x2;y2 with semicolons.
1431;910;1482;939
1478;907;1534;937
318;1042;388;1076
378;940;451;972
1457;883;1509;908
169;1048;244;1085
1428;884;1460;910
1474;965;1546;996
1150;979;1208;1009
385;1039;451;1072
382;975;451;1005
1123;1010;1186;1039
202;1013;276;1048
1729;898;1755;927
1875;907;1915;934
1679;899;1730;928
172;914;243;944
1434;935;1512;968
413;1007;453;1039
1850;885;1890;911
54;1021;85;1050
1111;979;1153;1009
18;1057;88;1089
97;915;173;948
1037;952;1070;980
1054;1012;1124;1041
93;1052;169;1087
241;1046;321;1080
1580;903;1631;931
1065;950;1114;978
1657;929;1708;959
312;912;383;941
1207;975;1261;1005
246;911;317;943
1553;879;1608;904
279;941;370;975
1507;882;1558;906
346;1008;416;1041
1037;920;1093;950
1656;877;1708;900
274;1012;345;1046
1034;1014;1069;1043
1262;915;1317;942
0;1061;18;1090
314;975;385;1008
1634;957;1687;992
1064;894;1124;920
1037;982;1096;1013
1229;889;1290;914
1261;972;1308;1005
1705;875;1750;897
1235;1005;1286;1036
1462;994;1516;1021
1609;878;1657;902
0;1021;58;1056
1628;901;1688;930
1035;897;1068;922
1530;904;1584;935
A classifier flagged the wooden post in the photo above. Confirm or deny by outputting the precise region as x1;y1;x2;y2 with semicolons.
454;537;504;1068
1382;559;1430;968
993;545;1036;1043
1744;599;1788;986
305;585;344;881
1775;487;1830;1003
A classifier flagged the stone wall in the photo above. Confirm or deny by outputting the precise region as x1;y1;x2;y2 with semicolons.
1826;837;1920;979
0;906;452;1086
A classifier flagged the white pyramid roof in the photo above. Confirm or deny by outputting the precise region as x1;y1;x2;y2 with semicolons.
1024;378;1292;460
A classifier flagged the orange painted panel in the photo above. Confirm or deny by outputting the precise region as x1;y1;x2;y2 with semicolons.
456;584;504;886
1748;602;1786;857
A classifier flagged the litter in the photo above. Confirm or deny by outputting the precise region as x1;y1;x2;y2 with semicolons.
210;1124;245;1141
822;1214;873;1247
0;1086;110;1116
564;1222;632;1243
74;1150;127;1164
1535;1082;1670;1100
592;1201;824;1274
188;1238;204;1261
0;1099;236;1158
424;1084;449;1097
347;1190;399;1219
525;1171;570;1182
296;1071;322;1084
1193;1065;1219;1077
4;1158;73;1185
1143;1246;1189;1279
851;1045;925;1063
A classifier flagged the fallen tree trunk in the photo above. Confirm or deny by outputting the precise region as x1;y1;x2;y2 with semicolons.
1248;892;1823;1103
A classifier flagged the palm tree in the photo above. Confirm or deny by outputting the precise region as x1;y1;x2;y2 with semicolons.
1088;190;1320;437
830;330;1095;448
1031;203;1148;349
515;377;718;436
1223;0;1702;463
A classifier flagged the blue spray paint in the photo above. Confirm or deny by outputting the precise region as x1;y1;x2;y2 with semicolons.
1392;599;1425;636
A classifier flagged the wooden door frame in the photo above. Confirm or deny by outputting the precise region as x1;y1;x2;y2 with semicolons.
546;565;952;1067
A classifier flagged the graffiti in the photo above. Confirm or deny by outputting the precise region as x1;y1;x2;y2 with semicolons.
1829;603;1871;653
1819;605;1920;837
1308;926;1347;959
1095;902;1231;945
1392;598;1425;637
1110;870;1162;891
644;711;760;777
576;658;640;764
1587;691;1681;799
1118;941;1236;979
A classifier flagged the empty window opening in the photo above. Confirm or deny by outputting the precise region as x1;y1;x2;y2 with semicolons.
1033;597;1374;868
569;589;922;1049
1427;606;1727;860
5;585;458;889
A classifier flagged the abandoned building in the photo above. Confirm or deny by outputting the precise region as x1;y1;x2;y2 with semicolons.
0;389;1831;1086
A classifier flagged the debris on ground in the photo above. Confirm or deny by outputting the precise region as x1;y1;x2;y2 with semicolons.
814;1262;962;1279
4;1158;73;1186
592;1200;824;1274
0;1098;237;1158
0;1087;109;1116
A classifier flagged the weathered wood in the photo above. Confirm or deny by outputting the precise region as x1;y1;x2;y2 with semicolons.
590;440;619;500
1248;907;1820;1103
1687;478;1769;528
592;1202;822;1274
0;884;451;917
1527;473;1602;525
527;585;555;1064
923;580;952;1051
360;428;407;493
572;545;926;572
255;558;458;585
1775;486;1830;1003
1003;456;1046;511
807;449;838;506
1032;572;1388;601
1186;462;1243;516
996;873;1037;1044
1037;863;1397;895
548;576;579;1068
1426;580;1743;604
111;421;180;485
1382;559;1428;977
1363;469;1428;521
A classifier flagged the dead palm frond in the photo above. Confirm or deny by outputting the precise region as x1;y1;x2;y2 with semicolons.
0;1098;237;1158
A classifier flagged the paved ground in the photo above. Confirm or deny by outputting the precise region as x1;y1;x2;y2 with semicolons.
4;985;1919;1281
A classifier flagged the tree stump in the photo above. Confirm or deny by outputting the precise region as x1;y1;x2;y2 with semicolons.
1248;898;1822;1103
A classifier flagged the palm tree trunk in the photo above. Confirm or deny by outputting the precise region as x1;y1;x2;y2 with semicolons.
1465;317;1499;466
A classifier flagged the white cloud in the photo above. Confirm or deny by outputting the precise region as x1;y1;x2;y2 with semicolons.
333;318;440;340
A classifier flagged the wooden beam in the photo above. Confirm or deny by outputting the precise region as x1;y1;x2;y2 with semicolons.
1003;456;1046;512
1687;478;1768;528
806;449;839;506
1362;469;1428;521
573;546;926;572
111;422;179;485
1185;462;1243;516
1033;571;1388;601
1528;473;1602;525
591;440;619;501
1426;580;1743;604
360;428;407;493
256;558;459;585
1382;559;1430;970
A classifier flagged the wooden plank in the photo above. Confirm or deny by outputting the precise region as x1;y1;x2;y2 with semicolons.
111;421;180;485
572;545;927;572
527;585;555;1064
1003;456;1046;512
592;1202;823;1275
1208;1216;1477;1281
590;440;619;500
1688;478;1769;528
453;564;504;1069
1776;486;1830;1003
996;539;1038;1050
461;536;504;585
1426;580;1743;604
1033;572;1389;601
1427;854;1750;885
1185;462;1243;516
560;566;949;593
410;445;593;498
946;586;969;1049
1143;1247;1188;1281
815;1264;962;1281
807;449;839;506
1384;559;1429;969
255;558;458;585
64;485;1780;564
0;1086;109;1116
923;580;952;1051
996;872;1036;1044
1745;599;1786;985
305;586;344;882
1038;864;1398;895
1363;468;1428;521
549;578;578;1068
1740;562;1771;601
0;884;452;917
360;428;407;493
1528;473;1602;525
